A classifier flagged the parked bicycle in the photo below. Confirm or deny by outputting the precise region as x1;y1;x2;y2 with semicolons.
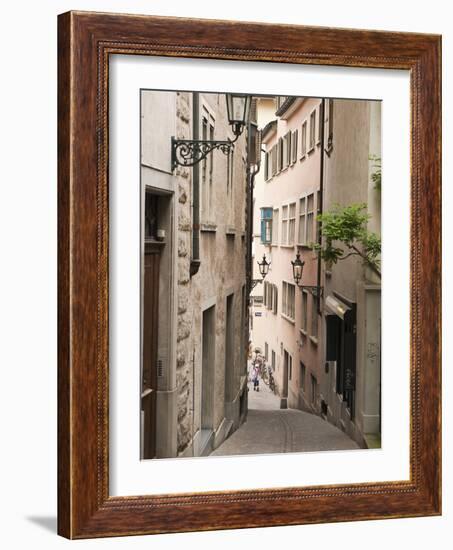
268;370;276;394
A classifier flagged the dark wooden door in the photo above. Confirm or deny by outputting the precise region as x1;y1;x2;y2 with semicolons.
142;241;161;459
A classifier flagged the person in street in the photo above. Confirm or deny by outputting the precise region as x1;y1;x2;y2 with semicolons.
252;365;260;391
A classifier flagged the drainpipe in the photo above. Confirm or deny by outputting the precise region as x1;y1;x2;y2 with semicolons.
246;166;254;298
190;92;201;277
317;98;326;314
246;122;261;298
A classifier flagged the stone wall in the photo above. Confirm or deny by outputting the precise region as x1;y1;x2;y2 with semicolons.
174;91;194;454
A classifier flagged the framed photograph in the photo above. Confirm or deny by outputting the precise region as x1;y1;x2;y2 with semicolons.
58;11;441;538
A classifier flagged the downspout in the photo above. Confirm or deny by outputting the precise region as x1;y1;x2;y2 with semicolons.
190;92;201;277
317;98;326;314
246;124;261;299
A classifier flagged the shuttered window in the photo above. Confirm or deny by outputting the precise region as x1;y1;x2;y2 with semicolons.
260;207;273;244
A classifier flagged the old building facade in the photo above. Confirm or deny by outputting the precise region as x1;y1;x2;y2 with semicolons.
251;96;381;448
141;90;249;459
251;96;325;414
321;99;381;448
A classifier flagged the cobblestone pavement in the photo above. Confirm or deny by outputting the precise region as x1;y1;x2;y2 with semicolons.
211;380;359;456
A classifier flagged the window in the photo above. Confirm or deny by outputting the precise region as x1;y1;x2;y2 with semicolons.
317;103;323;144
201;107;215;221
265;342;269;361
300;121;307;158
282;281;296;321
271;144;278;176
281;205;289;245
316;190;322;242
306;193;314;244
272;284;278;314
309;109;316;151
300;362;306;392
283;132;291;169
271;350;276;371
264;151;270;181
301;290;308;332
288;354;293;381
311;295;318;339
260;207;273;244
267;284;273;310
272;208;279;245
288;202;296;245
298;193;316;246
277;137;283;172
298;197;306;244
226;149;234;227
264;281;273;309
291;129;298;164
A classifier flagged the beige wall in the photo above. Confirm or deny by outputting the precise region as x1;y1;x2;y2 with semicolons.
322;99;382;446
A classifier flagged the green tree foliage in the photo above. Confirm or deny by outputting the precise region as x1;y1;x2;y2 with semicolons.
313;203;381;278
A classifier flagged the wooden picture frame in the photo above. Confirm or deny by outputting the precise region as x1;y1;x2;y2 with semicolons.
58;11;441;539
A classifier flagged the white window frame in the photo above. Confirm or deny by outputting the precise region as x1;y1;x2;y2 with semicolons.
300;120;307;159
301;289;308;334
309;109;316;152
200;103;216;223
288;202;296;246
282;281;296;322
298;196;306;245
306;192;315;245
272;208;279;245
264;150;270;181
283;131;291;170
271;143;278;176
277;137;283;172
272;284;278;314
316;189;322;242
291;129;298;164
281;204;289;245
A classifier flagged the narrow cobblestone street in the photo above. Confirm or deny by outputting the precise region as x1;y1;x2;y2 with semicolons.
211;379;359;456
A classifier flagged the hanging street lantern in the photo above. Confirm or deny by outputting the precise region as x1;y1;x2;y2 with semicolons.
171;92;252;170
251;254;271;291
258;253;270;279
291;252;323;297
291;252;305;287
225;93;252;138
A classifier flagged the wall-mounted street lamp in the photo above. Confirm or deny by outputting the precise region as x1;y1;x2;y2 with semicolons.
251;254;270;290
291;252;323;297
171;93;252;171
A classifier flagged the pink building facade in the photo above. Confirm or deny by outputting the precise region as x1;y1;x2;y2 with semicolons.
251;96;381;448
251;96;324;414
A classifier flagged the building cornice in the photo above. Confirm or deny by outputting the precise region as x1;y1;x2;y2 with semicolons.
275;96;307;119
260;119;277;143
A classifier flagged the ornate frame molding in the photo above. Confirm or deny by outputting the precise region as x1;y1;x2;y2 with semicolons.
58;11;441;538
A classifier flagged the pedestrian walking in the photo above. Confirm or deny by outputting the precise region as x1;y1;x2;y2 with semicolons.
252;365;260;391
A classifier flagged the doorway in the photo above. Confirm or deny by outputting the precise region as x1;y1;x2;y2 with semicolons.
201;305;216;432
141;240;162;459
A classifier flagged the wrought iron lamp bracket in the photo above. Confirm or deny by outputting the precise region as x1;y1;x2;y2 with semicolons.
251;279;263;290
171;136;236;170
